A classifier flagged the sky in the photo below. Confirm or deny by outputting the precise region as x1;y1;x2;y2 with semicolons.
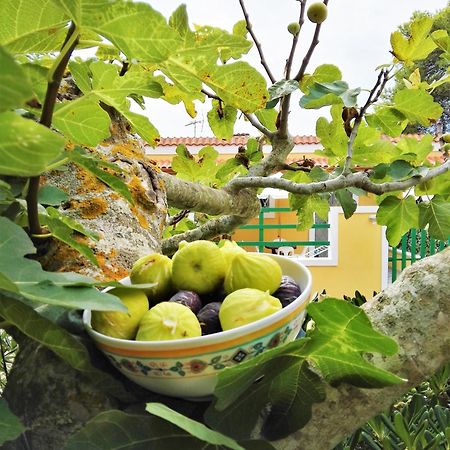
139;1;448;138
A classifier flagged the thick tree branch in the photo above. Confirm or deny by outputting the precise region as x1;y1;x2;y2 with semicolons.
273;249;450;450
226;160;450;195
238;0;276;84
160;172;260;217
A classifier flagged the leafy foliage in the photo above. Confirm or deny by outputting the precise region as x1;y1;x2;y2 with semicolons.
0;399;25;446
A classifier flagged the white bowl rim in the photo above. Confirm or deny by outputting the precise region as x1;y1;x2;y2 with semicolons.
83;254;312;350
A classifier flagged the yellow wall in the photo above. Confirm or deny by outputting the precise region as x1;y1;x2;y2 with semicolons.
308;212;382;299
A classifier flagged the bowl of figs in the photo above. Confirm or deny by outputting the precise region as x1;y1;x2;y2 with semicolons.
83;240;312;399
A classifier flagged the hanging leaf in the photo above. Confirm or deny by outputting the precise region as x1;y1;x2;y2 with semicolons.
376;196;420;246
300;64;342;93
418;195;450;241
207;100;237;141
289;193;330;230
335;189;357;219
366;107;408;137
37;185;69;206
300;81;360;109
0;399;26;446
254;108;278;132
268;79;299;101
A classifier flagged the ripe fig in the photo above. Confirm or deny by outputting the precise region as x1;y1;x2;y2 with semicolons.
307;2;328;24
171;240;226;294
197;302;222;335
91;287;148;339
219;288;282;331
219;239;246;268
443;134;450;143
169;290;202;314
136;302;201;341
129;253;174;302
224;252;282;294
200;285;227;305
273;275;302;307
287;22;301;35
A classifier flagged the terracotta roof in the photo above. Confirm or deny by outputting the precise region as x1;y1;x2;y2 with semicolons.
156;135;320;147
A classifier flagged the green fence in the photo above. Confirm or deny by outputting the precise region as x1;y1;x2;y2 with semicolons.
235;207;330;253
390;229;449;282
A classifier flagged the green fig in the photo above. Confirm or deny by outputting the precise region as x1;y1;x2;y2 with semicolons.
287;22;301;35
224;252;282;294
129;253;174;302
91;287;148;339
443;134;450;143
219;240;246;269
219;288;282;331
171;240;226;294
136;302;201;341
307;2;328;24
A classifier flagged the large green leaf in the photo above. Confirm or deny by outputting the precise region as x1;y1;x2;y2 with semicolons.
418;195;450;241
376;196;420;246
146;403;244;450
68;147;133;204
366;107;408;137
396;134;434;164
38;185;69;206
392;89;443;126
0;0;68;53
0;399;25;446
206;299;402;440
83;1;182;63
0;46;34;112
63;410;265;450
300;64;342;93
0;217;126;311
390;17;437;64
0;112;65;176
207;100;237;141
53;96;111;146
0;290;134;402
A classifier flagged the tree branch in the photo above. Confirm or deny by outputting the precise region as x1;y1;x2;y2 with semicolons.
238;0;276;84
226;160;450;195
273;248;450;450
284;0;306;80
242;112;275;138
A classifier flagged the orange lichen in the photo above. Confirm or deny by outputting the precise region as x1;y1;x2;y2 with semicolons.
127;175;155;209
75;166;106;194
110;142;144;160
131;205;149;229
96;251;129;281
70;198;108;219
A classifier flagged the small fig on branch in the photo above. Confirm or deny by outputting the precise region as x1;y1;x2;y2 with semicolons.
287;22;301;36
307;2;328;24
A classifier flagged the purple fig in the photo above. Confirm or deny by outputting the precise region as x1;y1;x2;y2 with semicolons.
197;302;222;335
168;290;202;314
273;276;302;307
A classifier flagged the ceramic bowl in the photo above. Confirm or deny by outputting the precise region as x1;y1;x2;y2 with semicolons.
83;253;312;399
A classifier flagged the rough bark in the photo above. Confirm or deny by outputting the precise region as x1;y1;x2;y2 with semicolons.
273;248;450;450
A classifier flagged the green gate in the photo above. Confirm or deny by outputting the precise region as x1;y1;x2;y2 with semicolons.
390;229;449;282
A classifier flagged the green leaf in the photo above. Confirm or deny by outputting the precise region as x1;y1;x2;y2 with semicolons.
254;108;278;132
315;105;348;161
0;112;65;176
38;185;69;206
146;403;244;450
396;135;433;165
387;160;417;180
335;189;357;219
53;96;111;146
169;4;190;37
64;409;248;450
418;195;450;241
68;147;133;204
46;207;99;241
392;90;443;126
84;2;182;63
300;81;360;109
0;0;68;53
121;109;160;147
0;217;126;311
68;59;92;94
376;196;420;246
215;158;244;181
0;290;134;402
262;361;326;440
0;272;19;293
300;64;342;93
304;299;402;386
390;17;437;64
206;299;402;440
40;212;99;267
415;171;450;196
268;79;299;101
207;100;237;141
366;108;408;137
0;46;34;112
0;399;26;445
289;193;330;230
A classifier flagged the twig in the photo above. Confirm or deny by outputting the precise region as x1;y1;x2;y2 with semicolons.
168;209;190;226
238;0;276;84
201;88;220;101
343;68;390;174
26;23;79;236
242;112;275;138
284;0;307;79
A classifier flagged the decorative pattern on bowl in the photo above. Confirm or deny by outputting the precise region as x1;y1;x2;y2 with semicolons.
83;254;312;399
